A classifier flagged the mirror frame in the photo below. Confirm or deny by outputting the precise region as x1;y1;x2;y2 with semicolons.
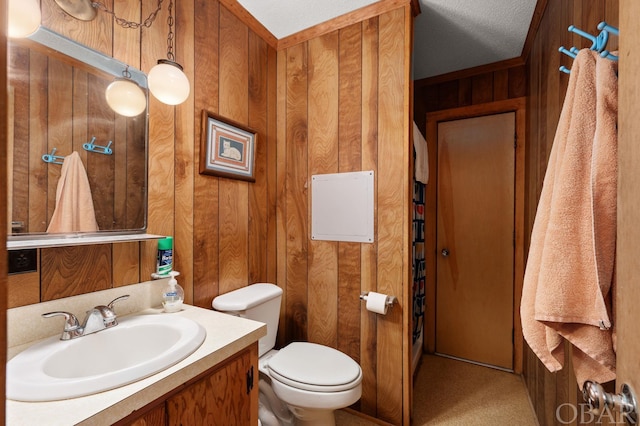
7;27;152;249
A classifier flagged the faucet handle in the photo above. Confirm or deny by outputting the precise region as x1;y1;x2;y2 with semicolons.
42;311;81;340
108;294;130;311
95;294;130;327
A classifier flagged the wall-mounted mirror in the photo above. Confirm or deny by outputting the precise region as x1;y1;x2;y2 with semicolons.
7;27;148;245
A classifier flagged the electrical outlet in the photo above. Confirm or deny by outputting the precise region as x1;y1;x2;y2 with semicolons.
8;249;37;274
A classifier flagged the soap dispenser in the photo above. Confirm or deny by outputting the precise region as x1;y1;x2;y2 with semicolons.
162;271;184;313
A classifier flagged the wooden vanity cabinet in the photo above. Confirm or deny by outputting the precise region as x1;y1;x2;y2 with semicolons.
120;344;258;426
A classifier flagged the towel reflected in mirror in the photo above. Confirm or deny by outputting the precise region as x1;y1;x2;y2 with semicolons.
46;151;99;234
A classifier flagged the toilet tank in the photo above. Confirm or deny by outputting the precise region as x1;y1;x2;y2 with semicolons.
212;283;282;357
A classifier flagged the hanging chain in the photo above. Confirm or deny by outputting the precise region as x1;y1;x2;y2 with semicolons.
166;0;174;61
91;0;164;29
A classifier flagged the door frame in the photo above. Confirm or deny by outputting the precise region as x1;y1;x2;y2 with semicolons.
425;97;526;373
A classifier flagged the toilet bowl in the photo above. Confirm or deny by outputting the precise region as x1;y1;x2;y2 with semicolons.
212;283;363;426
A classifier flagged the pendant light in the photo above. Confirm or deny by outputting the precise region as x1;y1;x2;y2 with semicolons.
105;67;147;117
8;0;41;38
147;0;190;105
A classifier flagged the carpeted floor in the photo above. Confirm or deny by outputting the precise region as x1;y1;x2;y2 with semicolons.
337;354;538;425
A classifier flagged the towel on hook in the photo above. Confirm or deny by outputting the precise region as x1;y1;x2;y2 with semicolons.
521;49;618;387
413;121;429;184
47;151;99;233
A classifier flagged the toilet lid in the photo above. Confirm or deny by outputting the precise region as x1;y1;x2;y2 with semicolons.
267;342;362;392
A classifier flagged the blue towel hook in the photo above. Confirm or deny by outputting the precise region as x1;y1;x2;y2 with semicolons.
42;148;65;165
568;25;609;52
83;137;113;155
597;21;619;36
597;22;619;61
559;46;577;59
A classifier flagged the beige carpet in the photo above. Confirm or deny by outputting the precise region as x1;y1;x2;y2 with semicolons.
412;354;538;425
337;354;538;425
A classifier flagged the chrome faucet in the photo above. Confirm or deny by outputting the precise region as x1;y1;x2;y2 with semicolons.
43;294;130;340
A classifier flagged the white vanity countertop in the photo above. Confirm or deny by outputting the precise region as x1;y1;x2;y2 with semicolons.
6;305;266;426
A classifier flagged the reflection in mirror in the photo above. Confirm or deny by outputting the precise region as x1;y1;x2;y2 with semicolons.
7;27;148;241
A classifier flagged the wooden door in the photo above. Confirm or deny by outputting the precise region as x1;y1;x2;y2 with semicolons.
615;0;640;421
435;113;515;370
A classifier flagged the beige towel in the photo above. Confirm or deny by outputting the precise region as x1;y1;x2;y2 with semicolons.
521;49;617;387
413;121;429;184
47;151;99;233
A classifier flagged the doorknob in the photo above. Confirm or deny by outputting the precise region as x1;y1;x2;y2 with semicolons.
441;248;450;257
583;381;638;424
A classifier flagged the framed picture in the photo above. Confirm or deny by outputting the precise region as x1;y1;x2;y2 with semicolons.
199;111;257;181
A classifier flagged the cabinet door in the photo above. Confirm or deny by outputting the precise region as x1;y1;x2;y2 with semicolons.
127;403;166;426
166;347;257;426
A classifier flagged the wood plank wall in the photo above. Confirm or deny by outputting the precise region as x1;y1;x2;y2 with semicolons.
414;65;527;131
7;0;413;423
8;0;278;308
525;1;619;425
276;7;412;424
415;2;619;425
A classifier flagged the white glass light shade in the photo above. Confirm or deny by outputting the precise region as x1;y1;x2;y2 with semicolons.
8;0;41;38
148;60;190;105
105;78;147;117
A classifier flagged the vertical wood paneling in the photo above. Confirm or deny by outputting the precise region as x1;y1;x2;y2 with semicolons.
284;42;309;342
112;242;140;286
376;8;406;425
522;1;619;425
42;0;112;56
307;32;339;347
7;1;407;423
9;47;29;231
338;23;364;363
276;48;288;348
41;245;112;300
143;0;175;279
266;46;278;285
277;8;411;422
219;7;250;295
193;0;220;309
174;0;195;304
359;16;379;417
248;32;269;284
29;51;48;232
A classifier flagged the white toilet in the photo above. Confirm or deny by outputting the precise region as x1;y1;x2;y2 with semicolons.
212;283;362;426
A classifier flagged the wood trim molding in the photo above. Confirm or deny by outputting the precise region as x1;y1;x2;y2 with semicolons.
219;0;278;48
520;0;548;64
221;0;413;51
424;97;527;374
410;0;421;17
415;57;525;88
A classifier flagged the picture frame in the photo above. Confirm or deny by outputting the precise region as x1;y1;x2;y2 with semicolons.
199;110;257;182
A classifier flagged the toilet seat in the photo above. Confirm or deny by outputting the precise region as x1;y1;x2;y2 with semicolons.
267;342;362;393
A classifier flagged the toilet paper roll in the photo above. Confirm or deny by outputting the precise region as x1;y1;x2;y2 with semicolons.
366;291;389;315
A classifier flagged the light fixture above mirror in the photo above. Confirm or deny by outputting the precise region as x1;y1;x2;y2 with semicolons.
148;0;190;105
106;67;148;117
48;0;191;106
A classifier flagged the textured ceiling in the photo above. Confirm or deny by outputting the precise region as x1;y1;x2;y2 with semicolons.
238;0;538;81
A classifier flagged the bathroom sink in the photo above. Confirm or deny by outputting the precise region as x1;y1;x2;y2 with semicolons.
7;313;206;402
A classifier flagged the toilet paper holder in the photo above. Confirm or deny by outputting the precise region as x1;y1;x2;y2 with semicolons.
359;292;397;307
